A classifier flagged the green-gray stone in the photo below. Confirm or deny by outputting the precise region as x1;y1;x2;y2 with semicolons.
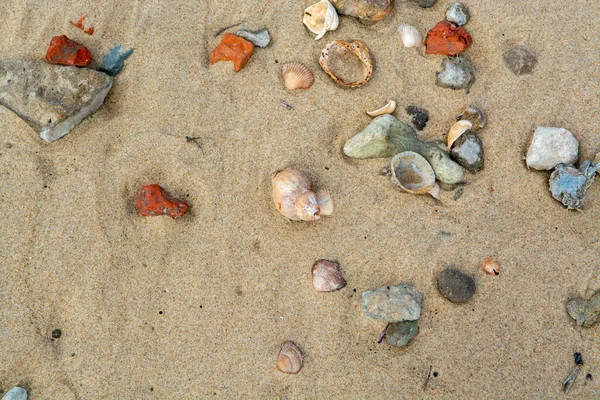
361;283;423;323
385;320;419;347
567;293;600;328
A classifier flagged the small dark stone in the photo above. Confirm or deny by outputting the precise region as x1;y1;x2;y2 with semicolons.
412;0;438;8
453;188;465;200
385;320;419;347
574;352;583;366
406;105;429;131
450;132;484;173
52;329;62;339
586;373;593;381
503;46;537;75
436;57;476;91
438;268;476;303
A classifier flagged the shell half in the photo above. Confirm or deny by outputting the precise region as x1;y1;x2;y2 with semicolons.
366;100;397;117
312;260;346;292
281;62;315;90
276;341;304;374
319;40;373;88
303;0;339;40
399;24;423;48
271;169;312;220
391;151;436;195
447;120;473;148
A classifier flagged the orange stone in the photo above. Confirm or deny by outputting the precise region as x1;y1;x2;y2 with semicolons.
45;35;93;66
425;21;472;56
136;184;189;218
209;33;254;72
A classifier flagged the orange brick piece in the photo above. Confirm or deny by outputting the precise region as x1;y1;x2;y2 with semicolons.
210;33;254;72
136;184;189;218
45;35;92;66
425;21;472;56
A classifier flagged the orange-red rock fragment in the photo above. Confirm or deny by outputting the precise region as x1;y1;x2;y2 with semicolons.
425;21;472;56
45;35;93;66
70;14;95;35
136;184;189;218
209;33;254;72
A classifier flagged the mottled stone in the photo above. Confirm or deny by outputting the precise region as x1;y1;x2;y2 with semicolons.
435;56;475;91
450;132;484;173
438;268;476;303
45;35;92;66
567;293;600;328
0;60;112;142
236;28;271;47
526;127;579;170
210;33;254;72
457;105;485;131
425;21;472;56
362;284;423;323
503;46;537;75
136;184;190;218
385;320;419;347
406;105;429;131
549;161;600;209
445;3;470;26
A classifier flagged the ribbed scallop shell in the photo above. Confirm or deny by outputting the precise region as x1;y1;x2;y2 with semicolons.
276;341;304;374
399;24;423;48
312;260;346;292
281;62;315;90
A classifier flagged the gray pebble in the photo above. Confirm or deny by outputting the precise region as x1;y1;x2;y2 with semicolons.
438;268;476;303
567;293;600;328
362;284;423;323
236;28;271;47
450;132;484;173
445;3;470;26
412;0;438;8
549;161;600;209
1;387;27;400
503;46;537;75
436;57;475;91
385;320;419;347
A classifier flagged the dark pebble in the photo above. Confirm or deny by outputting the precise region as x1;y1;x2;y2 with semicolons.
574;352;583;366
406;105;429;131
450;132;484;173
52;329;62;339
412;0;438;8
438;268;476;303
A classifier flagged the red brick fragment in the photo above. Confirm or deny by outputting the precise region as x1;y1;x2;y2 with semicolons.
209;33;254;72
136;184;189;218
425;21;472;56
45;35;93;66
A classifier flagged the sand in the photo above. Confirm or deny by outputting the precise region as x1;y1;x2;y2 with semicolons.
1;0;600;398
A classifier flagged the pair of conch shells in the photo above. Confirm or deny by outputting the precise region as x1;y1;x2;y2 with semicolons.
277;341;304;374
391;151;440;199
312;260;346;292
303;0;339;40
319;40;372;88
272;168;334;221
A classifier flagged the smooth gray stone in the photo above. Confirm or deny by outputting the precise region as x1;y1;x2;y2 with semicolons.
0;60;112;142
385;320;419;347
412;0;438;8
236;28;271;47
446;3;470;26
362;284;423;323
438;268;476;303
450;132;484;173
2;387;27;400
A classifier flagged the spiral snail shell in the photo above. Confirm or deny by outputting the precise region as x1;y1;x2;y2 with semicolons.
271;168;333;221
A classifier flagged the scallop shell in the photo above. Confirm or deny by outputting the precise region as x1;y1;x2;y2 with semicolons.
447;120;473;148
399;24;423;48
312;260;346;292
319;40;373;88
276;341;304;374
482;257;500;275
303;0;339;40
391;151;436;195
281;62;315;90
367;100;396;117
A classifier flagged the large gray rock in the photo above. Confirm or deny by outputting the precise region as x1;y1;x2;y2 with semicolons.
526;127;579;170
361;283;423;323
0;60;113;142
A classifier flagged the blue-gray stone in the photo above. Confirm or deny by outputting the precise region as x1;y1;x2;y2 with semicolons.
99;45;134;76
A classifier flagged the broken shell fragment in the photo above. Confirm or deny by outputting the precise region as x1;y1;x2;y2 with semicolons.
277;341;304;374
391;151;436;195
312;260;347;292
319;40;372;88
330;0;394;23
447;120;473;148
482;257;500;275
281;62;315;90
303;0;339;40
367;100;396;117
457;105;486;131
272;168;333;221
399;24;423;48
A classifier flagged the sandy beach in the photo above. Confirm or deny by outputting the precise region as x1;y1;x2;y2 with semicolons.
1;0;600;398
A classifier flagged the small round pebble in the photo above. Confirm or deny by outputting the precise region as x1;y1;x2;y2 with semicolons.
52;329;62;339
446;3;470;26
438;268;476;303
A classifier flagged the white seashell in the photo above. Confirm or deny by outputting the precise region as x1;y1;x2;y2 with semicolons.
281;62;315;90
277;341;304;374
366;100;397;117
2;387;27;400
399;24;423;48
303;0;339;41
447;120;473;149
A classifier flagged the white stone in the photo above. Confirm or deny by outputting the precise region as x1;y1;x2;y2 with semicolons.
526;127;579;170
2;387;27;400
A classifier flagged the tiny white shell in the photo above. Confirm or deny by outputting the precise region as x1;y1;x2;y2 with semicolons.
303;0;339;41
366;100;397;117
447;120;473;148
399;24;423;48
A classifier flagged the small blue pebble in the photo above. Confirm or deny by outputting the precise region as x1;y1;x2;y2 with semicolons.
99;45;134;76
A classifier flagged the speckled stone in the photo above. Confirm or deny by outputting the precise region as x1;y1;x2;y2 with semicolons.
362;284;423;323
385;320;420;347
438;268;476;303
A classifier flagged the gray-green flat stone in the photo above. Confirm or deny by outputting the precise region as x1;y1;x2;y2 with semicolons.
567;293;600;328
362;284;423;323
385;320;419;347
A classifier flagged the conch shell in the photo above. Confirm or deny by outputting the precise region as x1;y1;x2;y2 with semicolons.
303;0;339;40
272;168;333;221
319;40;372;88
391;151;439;198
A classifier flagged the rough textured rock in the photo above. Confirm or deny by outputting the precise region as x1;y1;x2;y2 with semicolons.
136;184;190;218
450;132;484;173
425;21;472;56
0;60;112;142
385;320;419;347
412;0;437;8
406;105;429;131
45;35;92;66
361;284;423;323
330;0;394;23
549;161;600;209
236;28;271;47
446;3;470;26
526;127;579;170
209;33;254;72
99;45;134;76
438;268;476;303
567;294;600;328
435;57;475;91
343;114;464;184
1;387;28;400
503;46;537;75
